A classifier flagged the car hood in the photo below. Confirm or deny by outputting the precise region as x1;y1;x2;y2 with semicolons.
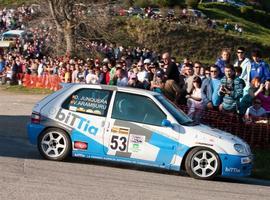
184;123;244;145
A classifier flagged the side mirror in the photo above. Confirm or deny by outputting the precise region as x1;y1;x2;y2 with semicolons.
162;119;172;128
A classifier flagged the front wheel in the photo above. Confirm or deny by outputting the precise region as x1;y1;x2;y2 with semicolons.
185;147;221;180
38;128;71;161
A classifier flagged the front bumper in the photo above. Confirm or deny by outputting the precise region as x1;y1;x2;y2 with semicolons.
219;154;253;177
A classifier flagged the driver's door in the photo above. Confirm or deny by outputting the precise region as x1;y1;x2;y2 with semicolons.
103;92;179;167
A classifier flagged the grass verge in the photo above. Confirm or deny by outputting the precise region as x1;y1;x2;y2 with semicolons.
0;85;53;95
252;149;270;180
198;4;270;46
0;0;36;8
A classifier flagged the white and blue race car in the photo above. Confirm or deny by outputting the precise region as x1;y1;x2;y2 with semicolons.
28;84;253;180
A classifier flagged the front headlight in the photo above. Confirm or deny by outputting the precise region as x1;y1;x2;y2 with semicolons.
234;144;246;154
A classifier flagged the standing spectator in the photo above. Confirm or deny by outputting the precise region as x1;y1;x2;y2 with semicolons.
194;62;212;107
239;77;261;115
76;67;85;83
245;98;266;123
218;65;245;113
184;63;195;94
234;47;251;95
250;49;270;83
128;74;144;89
180;57;191;74
86;69;99;84
208;65;221;110
254;79;270;113
215;49;231;77
115;68;128;87
207;65;221;110
137;61;148;88
147;62;159;83
193;61;201;77
100;65;110;85
71;64;78;83
0;55;5;83
224;22;230;33
150;70;164;93
163;52;180;83
186;76;205;121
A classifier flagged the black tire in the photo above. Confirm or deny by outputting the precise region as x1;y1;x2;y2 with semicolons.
38;128;71;161
185;147;221;180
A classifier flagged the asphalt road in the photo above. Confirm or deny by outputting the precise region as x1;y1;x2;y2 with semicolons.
0;90;270;200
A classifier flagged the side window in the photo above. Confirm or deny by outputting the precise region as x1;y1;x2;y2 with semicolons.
112;92;166;126
62;89;112;117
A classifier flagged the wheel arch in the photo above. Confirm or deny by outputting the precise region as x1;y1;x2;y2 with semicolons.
180;145;223;175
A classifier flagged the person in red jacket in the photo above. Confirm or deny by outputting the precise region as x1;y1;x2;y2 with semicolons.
101;64;110;85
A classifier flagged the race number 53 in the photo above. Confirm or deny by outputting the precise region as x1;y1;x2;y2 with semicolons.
110;135;128;152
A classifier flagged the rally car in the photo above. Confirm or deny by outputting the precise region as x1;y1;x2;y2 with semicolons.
27;84;253;180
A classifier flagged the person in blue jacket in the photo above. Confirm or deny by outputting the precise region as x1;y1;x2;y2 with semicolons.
215;48;231;77
250;49;270;83
218;64;245;113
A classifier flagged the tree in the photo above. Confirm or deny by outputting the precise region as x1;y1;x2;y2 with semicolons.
47;0;76;56
45;0;113;57
185;0;199;8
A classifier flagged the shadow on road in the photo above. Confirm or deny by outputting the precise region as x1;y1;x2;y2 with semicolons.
0;115;270;187
0;115;29;138
0;115;40;160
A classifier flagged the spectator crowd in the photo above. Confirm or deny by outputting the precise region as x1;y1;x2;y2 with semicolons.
0;5;269;125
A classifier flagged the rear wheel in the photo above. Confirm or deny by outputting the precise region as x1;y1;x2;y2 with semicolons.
38;128;71;161
185;147;220;180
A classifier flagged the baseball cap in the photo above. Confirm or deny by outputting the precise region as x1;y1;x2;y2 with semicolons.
144;59;151;64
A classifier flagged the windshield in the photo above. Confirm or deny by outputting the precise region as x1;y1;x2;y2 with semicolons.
155;95;194;125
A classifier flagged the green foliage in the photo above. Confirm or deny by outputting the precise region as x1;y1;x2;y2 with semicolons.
133;0;184;7
122;0;135;7
200;2;270;29
119;18;270;63
133;0;152;7
240;6;253;15
151;0;184;7
186;0;199;8
0;0;36;8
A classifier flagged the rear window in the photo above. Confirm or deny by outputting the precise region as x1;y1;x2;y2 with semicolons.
62;88;112;117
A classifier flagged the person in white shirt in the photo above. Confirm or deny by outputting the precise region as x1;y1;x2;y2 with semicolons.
245;98;266;122
137;61;148;84
86;69;100;84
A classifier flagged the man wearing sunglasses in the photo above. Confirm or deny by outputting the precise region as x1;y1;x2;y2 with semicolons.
233;47;251;95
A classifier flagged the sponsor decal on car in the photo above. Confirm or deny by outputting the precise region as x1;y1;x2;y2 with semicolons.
225;167;241;173
55;108;99;136
74;141;88;150
128;134;145;153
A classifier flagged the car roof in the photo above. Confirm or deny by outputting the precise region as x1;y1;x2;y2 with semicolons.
2;30;26;36
67;83;159;96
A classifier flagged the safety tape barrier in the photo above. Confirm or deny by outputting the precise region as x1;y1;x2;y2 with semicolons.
22;74;61;91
